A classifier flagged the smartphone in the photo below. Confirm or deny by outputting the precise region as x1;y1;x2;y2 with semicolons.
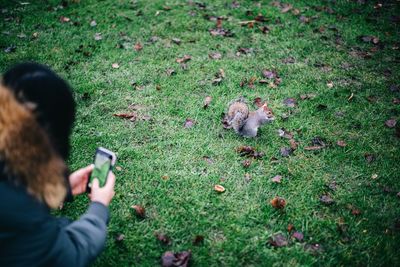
88;147;116;190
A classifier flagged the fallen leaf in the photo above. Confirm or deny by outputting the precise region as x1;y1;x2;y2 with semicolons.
231;1;240;8
268;233;288;247
359;35;379;44
161;251;191;267
172;38;181;45
255;14;267;22
90;20;97;27
328;181;337;191
214;184;225;193
166;68;176;76
393;98;400;105
193;235;204;246
4;45;16;53
203;156;214;164
283;98;297;108
348;92;354;101
134;42;143;51
262;69;278;79
281;3;293;13
270;196;286;209
17;33;26;39
259;25;271;34
253;97;265;107
271;175;282;183
115;233;125;242
292;231;304;242
236;146;264;158
180;63;188;70
311;136;326;147
113;112;137;122
212;69;225;85
365;153;375;163
209;28;233;37
184;118;195;128
236;47;254;55
115;166;122;171
60;16;70;23
287;224;294;233
176;55;191;63
277;128;293;139
351;208;361;216
32;32;39;38
327;81;334;88
371;173;378;180
239;20;255;28
132;205;145;218
280;147;293;157
203;96;212;109
292;8;300;15
112;63;120;69
242;159;251;168
156;233;172;245
282;57;296;64
209;52;222;59
299;15;310;23
148;36;160;43
94;32;102;41
337;140;346;147
385;119;397;128
305;243;324;254
320;194;334;205
289;139;299;150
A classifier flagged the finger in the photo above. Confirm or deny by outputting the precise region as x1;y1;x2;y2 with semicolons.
82;165;94;182
105;172;116;190
83;164;95;175
92;178;100;190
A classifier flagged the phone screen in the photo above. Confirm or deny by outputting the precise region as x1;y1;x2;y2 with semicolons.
90;151;112;187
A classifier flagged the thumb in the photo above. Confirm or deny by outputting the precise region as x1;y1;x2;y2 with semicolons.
105;172;116;190
92;178;100;189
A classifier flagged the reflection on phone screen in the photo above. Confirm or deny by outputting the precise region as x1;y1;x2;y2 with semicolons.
90;152;111;187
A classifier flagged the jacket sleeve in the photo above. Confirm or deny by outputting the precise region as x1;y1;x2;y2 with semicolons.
51;202;110;267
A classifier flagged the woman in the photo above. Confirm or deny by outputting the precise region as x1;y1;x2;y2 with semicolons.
0;63;115;266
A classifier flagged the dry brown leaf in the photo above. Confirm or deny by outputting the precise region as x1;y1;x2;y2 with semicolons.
270;196;286;209
271;175;282;183
176;55;191;63
214;184;225;193
161;251;191;267
203;96;212;109
132;205;145;218
337;140;347;147
134;42;143;51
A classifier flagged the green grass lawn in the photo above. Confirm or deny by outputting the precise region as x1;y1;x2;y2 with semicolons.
1;0;400;266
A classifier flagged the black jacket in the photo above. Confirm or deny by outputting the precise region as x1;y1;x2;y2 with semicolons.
0;177;109;267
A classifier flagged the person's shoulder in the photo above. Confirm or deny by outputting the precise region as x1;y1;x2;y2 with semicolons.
0;180;52;230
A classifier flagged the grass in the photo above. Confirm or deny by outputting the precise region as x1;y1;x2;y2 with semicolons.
1;0;400;266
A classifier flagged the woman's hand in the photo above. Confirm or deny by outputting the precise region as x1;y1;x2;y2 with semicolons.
69;164;94;196
90;172;116;206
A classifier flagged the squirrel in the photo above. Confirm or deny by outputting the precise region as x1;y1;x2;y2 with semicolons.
223;97;275;137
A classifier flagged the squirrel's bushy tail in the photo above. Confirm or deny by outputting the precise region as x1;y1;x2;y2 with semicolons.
227;99;249;133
